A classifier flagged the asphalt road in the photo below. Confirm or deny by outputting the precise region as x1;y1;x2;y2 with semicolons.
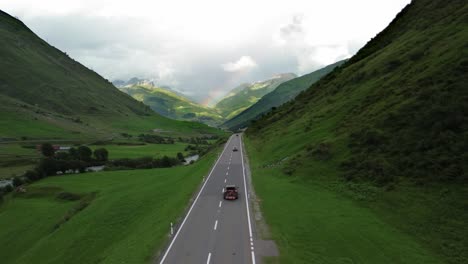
159;134;256;264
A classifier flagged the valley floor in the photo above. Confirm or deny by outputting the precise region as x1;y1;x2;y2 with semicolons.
0;149;219;264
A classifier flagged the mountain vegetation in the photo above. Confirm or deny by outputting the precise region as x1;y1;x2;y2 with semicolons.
246;0;468;263
0;10;220;141
223;60;346;130
119;83;223;126
215;73;296;119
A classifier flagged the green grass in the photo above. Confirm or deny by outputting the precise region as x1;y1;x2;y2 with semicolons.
90;142;190;159
246;138;446;264
0;148;219;264
0;164;35;179
0;143;39;178
0;108;76;139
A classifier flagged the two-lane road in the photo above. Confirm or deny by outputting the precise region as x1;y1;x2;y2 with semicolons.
159;134;256;264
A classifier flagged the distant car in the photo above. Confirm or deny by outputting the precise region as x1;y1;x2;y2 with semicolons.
233;147;238;152
236;134;239;137
223;185;239;200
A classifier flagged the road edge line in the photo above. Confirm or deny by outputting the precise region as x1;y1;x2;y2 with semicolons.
240;134;257;264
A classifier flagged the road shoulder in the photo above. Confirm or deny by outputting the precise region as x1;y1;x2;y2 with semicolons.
241;134;280;263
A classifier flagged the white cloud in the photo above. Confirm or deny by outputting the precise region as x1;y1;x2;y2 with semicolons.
1;0;411;102
222;56;258;72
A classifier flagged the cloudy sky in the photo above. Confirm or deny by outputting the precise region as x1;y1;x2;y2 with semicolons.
2;0;410;104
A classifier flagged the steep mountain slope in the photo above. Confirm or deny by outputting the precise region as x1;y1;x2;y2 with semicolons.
223;59;346;130
0;10;220;140
120;83;223;126
246;0;467;263
215;73;296;119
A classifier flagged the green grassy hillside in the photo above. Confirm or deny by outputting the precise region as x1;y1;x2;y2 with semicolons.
0;10;221;141
246;0;467;263
0;148;219;264
215;73;296;119
0;10;224;180
223;60;346;130
120;84;223;126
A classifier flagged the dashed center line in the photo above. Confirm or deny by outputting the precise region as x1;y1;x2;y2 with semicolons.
214;220;218;230
219;201;222;207
224;179;227;183
226;171;229;176
206;253;212;264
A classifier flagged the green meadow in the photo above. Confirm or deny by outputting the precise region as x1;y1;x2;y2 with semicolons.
0;148;219;264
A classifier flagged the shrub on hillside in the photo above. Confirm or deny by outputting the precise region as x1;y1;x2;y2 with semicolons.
308;142;333;160
57;192;82;201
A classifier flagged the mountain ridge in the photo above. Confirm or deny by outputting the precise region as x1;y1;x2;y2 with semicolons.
222;60;347;130
215;73;296;119
0;10;220;139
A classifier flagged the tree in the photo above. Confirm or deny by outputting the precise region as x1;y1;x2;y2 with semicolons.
77;146;92;161
68;147;78;159
12;177;23;187
161;156;172;167
37;158;58;176
55;151;70;160
94;148;109;161
177;152;185;162
41;143;55;157
24;170;40;181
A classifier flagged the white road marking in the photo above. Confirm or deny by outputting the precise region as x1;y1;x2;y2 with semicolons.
214;220;218;230
226;171;229;176
222;188;224;193
206;253;212;264
224;179;227;183
240;134;257;264
159;136;233;264
219;201;222;207
227;166;230;170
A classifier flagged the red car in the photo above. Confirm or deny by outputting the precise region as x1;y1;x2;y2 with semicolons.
223;185;239;200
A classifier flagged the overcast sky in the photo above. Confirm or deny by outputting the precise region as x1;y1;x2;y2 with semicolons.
1;0;410;104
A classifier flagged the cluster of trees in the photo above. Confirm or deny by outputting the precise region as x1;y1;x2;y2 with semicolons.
138;134;175;144
184;144;212;156
106;153;185;170
40;143;108;162
177;136;217;145
0;144;110;197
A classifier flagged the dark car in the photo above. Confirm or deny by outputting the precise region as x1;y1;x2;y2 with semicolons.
223;185;239;200
233;147;238;152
